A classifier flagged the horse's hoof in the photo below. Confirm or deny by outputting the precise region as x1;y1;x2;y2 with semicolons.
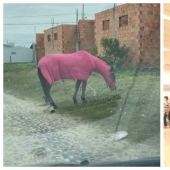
73;100;78;104
50;109;55;113
49;105;57;113
53;105;58;109
73;97;78;104
81;97;87;103
49;106;55;113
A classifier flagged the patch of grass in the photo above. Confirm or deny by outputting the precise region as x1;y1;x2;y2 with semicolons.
3;63;36;73
61;94;121;120
3;63;160;144
3;63;39;100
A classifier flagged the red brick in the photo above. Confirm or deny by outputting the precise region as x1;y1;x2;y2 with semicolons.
37;3;160;68
36;34;45;61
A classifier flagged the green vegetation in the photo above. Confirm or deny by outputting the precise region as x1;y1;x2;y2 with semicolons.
90;45;98;56
3;63;160;144
100;38;130;69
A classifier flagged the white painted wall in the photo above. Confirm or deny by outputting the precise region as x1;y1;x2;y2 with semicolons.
3;45;34;63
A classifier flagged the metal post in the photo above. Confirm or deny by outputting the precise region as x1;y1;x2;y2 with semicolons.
76;9;80;51
82;3;84;20
53;18;54;50
34;26;37;64
10;55;11;70
51;18;54;52
35;44;38;65
32;43;36;63
112;3;116;39
34;26;36;43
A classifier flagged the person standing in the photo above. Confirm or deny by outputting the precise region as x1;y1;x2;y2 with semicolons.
164;96;170;128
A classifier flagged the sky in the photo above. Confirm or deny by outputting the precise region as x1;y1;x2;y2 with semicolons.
3;3;122;48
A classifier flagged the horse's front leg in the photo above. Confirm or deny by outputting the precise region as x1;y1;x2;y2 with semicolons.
81;80;87;103
73;80;82;104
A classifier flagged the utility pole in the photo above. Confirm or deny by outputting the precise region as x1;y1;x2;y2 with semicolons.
34;26;36;41
76;9;80;51
82;3;84;20
33;26;37;64
112;3;116;39
51;18;54;52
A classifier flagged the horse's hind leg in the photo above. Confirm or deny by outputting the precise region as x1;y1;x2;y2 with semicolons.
38;68;58;110
73;80;82;104
43;82;51;103
81;80;87;103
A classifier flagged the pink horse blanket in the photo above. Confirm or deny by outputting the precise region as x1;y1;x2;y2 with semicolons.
38;51;111;85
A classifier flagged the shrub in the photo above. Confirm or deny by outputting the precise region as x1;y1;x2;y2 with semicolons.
90;45;98;56
100;38;130;69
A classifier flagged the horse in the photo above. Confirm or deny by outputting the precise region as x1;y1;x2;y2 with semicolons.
38;50;116;112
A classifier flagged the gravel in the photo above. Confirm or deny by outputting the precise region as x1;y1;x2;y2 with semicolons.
3;93;159;167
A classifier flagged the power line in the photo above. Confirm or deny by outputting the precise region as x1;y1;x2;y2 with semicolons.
3;22;76;26
4;42;33;44
4;23;53;25
3;39;33;42
3;13;93;18
4;13;75;18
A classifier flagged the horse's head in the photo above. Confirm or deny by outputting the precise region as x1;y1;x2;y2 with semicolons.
107;66;116;91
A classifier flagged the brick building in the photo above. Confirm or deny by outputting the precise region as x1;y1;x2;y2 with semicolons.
44;24;76;55
36;33;45;62
36;3;160;67
36;21;95;62
95;8;115;55
78;20;95;52
95;3;160;67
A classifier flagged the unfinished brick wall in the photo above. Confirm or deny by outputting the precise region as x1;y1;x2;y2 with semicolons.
78;20;95;53
36;33;45;62
44;28;53;55
136;3;160;67
61;25;76;53
95;3;160;67
40;3;160;68
95;9;114;55
44;25;76;55
116;4;140;67
53;25;63;54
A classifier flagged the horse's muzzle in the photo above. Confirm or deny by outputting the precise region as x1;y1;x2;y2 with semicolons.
110;86;117;91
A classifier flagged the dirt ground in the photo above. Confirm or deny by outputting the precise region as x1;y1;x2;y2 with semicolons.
3;92;160;167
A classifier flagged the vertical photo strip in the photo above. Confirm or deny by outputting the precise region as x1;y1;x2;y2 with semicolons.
163;3;170;168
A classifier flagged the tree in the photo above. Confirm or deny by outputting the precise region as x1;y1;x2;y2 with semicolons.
100;38;130;69
90;45;98;56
